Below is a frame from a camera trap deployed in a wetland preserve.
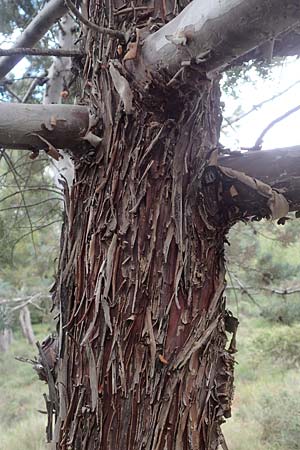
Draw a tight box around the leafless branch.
[2,151,37,255]
[0,0,67,80]
[10,219,61,260]
[64,0,125,39]
[223,79,300,128]
[4,85,22,102]
[228,274,262,308]
[226,284,300,296]
[254,104,300,149]
[0,197,62,212]
[0,293,49,310]
[0,48,83,57]
[0,187,63,204]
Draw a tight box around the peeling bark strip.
[50,0,236,444]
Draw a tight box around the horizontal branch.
[1,102,300,211]
[0,103,89,151]
[0,48,83,58]
[220,146,300,212]
[226,285,300,296]
[138,0,300,77]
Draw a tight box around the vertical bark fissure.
[51,1,236,449]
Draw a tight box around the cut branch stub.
[202,165,289,224]
[0,103,89,151]
[219,146,300,212]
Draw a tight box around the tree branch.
[223,80,300,128]
[0,48,83,57]
[219,146,300,212]
[226,284,300,296]
[254,104,300,149]
[0,103,89,151]
[0,0,67,80]
[64,0,125,40]
[138,0,300,78]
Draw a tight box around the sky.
[221,57,300,151]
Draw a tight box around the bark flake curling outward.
[49,1,241,449]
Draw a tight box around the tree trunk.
[0,328,13,352]
[19,306,36,346]
[41,0,299,449]
[52,74,234,450]
[50,2,238,443]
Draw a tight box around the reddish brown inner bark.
[51,1,236,449]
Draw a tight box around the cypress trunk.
[51,1,236,449]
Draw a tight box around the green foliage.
[0,0,41,36]
[0,150,62,298]
[250,324,300,369]
[261,295,300,325]
[222,60,278,98]
[223,317,300,450]
[0,326,50,450]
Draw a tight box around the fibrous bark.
[52,76,235,450]
[50,1,237,449]
[34,1,300,449]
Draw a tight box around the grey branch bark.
[0,0,67,80]
[0,103,89,151]
[0,48,82,57]
[138,0,300,78]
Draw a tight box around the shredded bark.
[48,1,239,449]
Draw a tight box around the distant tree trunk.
[19,306,36,346]
[43,13,79,187]
[0,328,13,352]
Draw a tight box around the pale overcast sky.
[221,57,300,150]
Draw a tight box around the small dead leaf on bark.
[123,28,140,61]
[29,150,39,160]
[158,354,169,365]
[229,185,238,197]
[30,133,62,161]
[60,90,69,99]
